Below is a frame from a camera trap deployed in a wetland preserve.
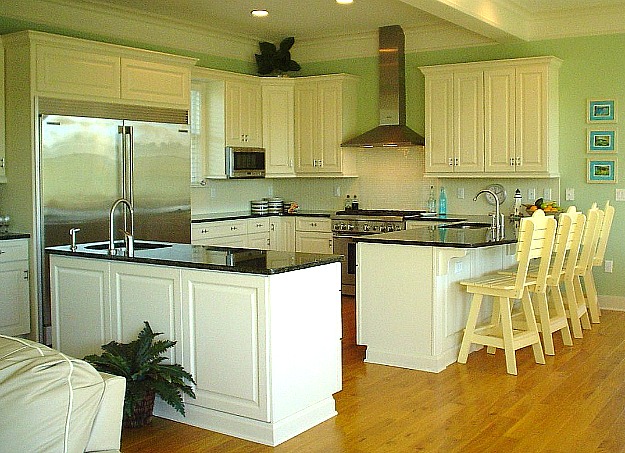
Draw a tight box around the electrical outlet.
[605,260,613,273]
[528,188,536,201]
[565,188,575,201]
[268,186,274,197]
[457,187,465,199]
[454,261,463,274]
[210,187,216,198]
[543,188,552,200]
[334,186,341,197]
[616,189,625,201]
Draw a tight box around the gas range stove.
[331,209,427,234]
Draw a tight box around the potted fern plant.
[84,321,195,428]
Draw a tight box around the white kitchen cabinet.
[191,217,270,250]
[295,217,333,254]
[270,216,296,252]
[226,79,263,147]
[420,56,561,178]
[30,31,194,108]
[110,262,182,363]
[0,37,6,183]
[294,75,358,176]
[262,80,295,177]
[248,216,271,250]
[0,239,30,336]
[49,255,111,358]
[50,256,182,360]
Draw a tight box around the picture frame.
[587,158,617,183]
[587,129,616,153]
[588,99,617,123]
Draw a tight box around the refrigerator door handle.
[126,125,134,206]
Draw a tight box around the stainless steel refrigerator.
[39,114,191,328]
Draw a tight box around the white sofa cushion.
[0,335,113,453]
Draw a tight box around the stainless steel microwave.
[225,146,266,178]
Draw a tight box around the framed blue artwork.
[587,158,617,183]
[588,129,616,152]
[588,99,616,123]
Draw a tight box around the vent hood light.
[251,9,269,17]
[336,0,354,4]
[341,25,425,148]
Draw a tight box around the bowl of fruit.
[523,198,561,215]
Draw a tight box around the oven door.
[333,234,358,296]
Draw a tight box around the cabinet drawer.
[0,239,28,263]
[296,217,331,232]
[192,220,247,241]
[247,217,270,233]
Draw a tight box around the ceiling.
[79,0,625,43]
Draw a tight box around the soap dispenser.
[438,187,447,215]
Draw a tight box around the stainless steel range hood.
[341,25,425,148]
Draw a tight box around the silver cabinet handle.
[23,270,29,280]
[0,250,5,255]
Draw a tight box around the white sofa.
[0,335,126,453]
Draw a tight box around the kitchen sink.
[439,222,492,229]
[84,241,173,251]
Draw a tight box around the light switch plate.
[605,260,613,273]
[616,189,625,201]
[528,188,536,201]
[457,188,465,199]
[543,188,552,200]
[565,188,575,201]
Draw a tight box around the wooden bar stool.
[563,206,598,338]
[457,210,556,375]
[585,201,614,323]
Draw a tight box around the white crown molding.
[0,0,259,62]
[528,4,625,41]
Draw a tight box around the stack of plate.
[251,199,269,216]
[264,197,284,215]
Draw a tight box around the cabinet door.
[121,58,190,108]
[454,70,484,173]
[49,256,111,358]
[295,232,333,254]
[270,217,295,252]
[484,67,516,173]
[294,81,318,173]
[247,232,271,250]
[262,82,295,177]
[181,270,269,421]
[0,260,29,336]
[225,80,262,147]
[35,43,121,99]
[111,263,181,363]
[516,64,549,173]
[424,72,454,173]
[317,79,342,173]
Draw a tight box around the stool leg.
[573,276,592,330]
[499,296,518,375]
[458,293,484,365]
[487,296,500,355]
[584,268,600,323]
[564,279,583,338]
[521,289,545,365]
[550,284,573,347]
[535,290,554,356]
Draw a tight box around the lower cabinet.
[0,239,30,336]
[295,217,333,254]
[270,216,296,252]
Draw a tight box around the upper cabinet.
[262,79,295,177]
[6,30,196,109]
[420,56,561,178]
[226,79,263,147]
[193,69,358,180]
[294,75,358,176]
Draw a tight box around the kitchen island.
[47,242,342,446]
[355,218,518,373]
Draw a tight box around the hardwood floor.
[121,296,625,452]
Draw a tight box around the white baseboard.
[599,295,625,311]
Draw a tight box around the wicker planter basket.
[124,390,155,428]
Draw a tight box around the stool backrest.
[515,209,557,296]
[562,207,586,281]
[593,200,614,266]
[575,207,602,275]
[547,211,572,286]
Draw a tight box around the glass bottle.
[438,187,447,215]
[351,195,359,210]
[344,195,351,210]
[427,186,437,213]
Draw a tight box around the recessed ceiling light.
[251,9,269,18]
[336,0,353,4]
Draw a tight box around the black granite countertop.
[191,210,333,223]
[0,232,30,240]
[356,215,518,248]
[46,241,342,275]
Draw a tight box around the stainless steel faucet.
[109,198,134,255]
[474,189,504,239]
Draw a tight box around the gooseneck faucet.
[474,189,504,239]
[109,198,134,255]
